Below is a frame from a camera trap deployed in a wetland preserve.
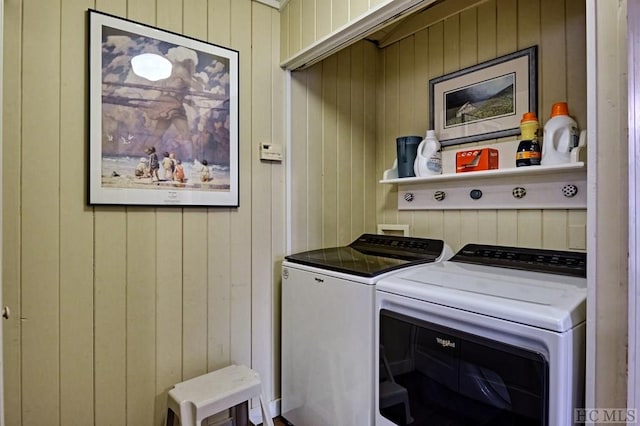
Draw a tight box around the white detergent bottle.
[414,130,442,176]
[541,102,579,166]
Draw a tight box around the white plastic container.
[541,102,579,166]
[414,130,442,176]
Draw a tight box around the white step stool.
[166,364,274,426]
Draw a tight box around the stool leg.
[166,408,176,426]
[230,401,249,426]
[259,395,275,426]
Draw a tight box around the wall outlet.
[260,143,283,161]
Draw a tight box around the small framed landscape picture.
[429,46,537,147]
[88,9,239,207]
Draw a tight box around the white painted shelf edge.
[380,161,586,184]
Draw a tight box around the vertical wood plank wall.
[281,0,392,62]
[290,0,587,254]
[2,1,284,425]
[289,40,379,253]
[378,0,587,252]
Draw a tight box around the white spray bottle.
[414,130,442,176]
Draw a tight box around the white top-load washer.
[375,244,587,426]
[281,234,452,426]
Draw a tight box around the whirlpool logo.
[436,337,456,349]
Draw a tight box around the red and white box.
[456,148,499,173]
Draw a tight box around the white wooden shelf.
[380,162,587,210]
[380,161,586,184]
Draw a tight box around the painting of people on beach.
[88,10,239,206]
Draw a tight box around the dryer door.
[379,310,548,426]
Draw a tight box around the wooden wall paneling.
[207,0,233,375]
[322,54,339,247]
[154,2,185,425]
[350,42,366,238]
[397,37,416,231]
[123,4,158,426]
[442,15,460,74]
[316,0,332,41]
[1,0,22,423]
[290,72,310,253]
[517,210,543,248]
[182,0,209,384]
[182,211,209,379]
[126,210,157,426]
[184,0,208,38]
[425,22,445,240]
[332,0,349,31]
[495,0,517,56]
[289,0,302,62]
[363,42,377,233]
[302,0,316,50]
[20,1,61,423]
[542,210,570,250]
[351,0,368,20]
[154,209,183,423]
[412,29,430,237]
[207,209,232,372]
[443,211,462,251]
[477,211,498,245]
[565,0,587,129]
[568,209,587,250]
[59,1,96,424]
[477,0,497,62]
[94,212,128,426]
[269,6,285,401]
[381,45,399,225]
[229,0,252,367]
[93,5,128,426]
[280,2,290,61]
[459,8,477,68]
[251,0,276,405]
[540,0,567,111]
[352,41,380,238]
[589,0,628,407]
[376,0,481,49]
[496,210,518,246]
[375,48,387,231]
[414,29,429,143]
[157,0,183,33]
[307,63,324,249]
[398,36,416,129]
[460,211,479,248]
[127,0,154,23]
[519,0,541,49]
[336,48,352,245]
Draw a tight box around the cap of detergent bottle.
[550,102,570,117]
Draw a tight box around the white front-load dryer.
[375,244,586,426]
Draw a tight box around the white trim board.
[253,0,282,10]
[280,0,437,70]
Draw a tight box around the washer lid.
[285,234,450,278]
[377,260,587,332]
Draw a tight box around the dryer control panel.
[452,244,586,278]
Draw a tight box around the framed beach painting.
[429,46,537,147]
[88,9,239,207]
